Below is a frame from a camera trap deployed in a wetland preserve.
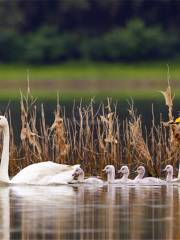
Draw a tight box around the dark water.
[0,185,179,240]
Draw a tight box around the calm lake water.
[0,185,179,240]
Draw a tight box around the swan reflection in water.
[0,186,10,240]
[0,185,77,240]
[0,185,180,240]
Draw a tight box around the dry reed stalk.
[89,100,98,173]
[75,100,98,174]
[83,107,96,173]
[122,119,133,167]
[161,85,174,142]
[39,104,49,162]
[97,116,106,172]
[29,106,42,161]
[161,79,180,169]
[148,105,162,176]
[20,91,42,165]
[50,95,70,164]
[100,99,118,168]
[20,91,29,167]
[67,101,81,165]
[128,102,155,176]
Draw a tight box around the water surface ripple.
[0,185,179,240]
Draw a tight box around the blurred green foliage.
[0,0,180,63]
[24,28,80,63]
[0,31,25,62]
[103,20,178,61]
[0,20,178,64]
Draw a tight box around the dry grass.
[1,81,179,178]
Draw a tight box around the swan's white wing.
[11,161,80,184]
[84,177,104,185]
[39,169,76,185]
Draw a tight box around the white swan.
[102,165,122,184]
[11,161,80,185]
[0,116,79,185]
[163,164,180,183]
[70,166,104,185]
[134,166,166,185]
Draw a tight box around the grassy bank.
[0,61,179,81]
[0,61,179,100]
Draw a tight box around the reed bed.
[2,82,180,178]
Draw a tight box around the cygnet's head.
[163,165,173,174]
[102,165,115,174]
[72,166,84,178]
[118,165,129,175]
[136,166,145,176]
[0,116,8,129]
[102,165,115,182]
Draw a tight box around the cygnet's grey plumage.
[163,164,180,184]
[102,165,122,184]
[134,166,166,185]
[71,166,104,185]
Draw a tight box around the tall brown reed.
[1,82,179,178]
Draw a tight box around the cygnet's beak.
[102,168,106,172]
[162,168,167,172]
[118,169,122,173]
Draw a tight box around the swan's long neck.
[77,172,85,181]
[107,171,115,183]
[166,171,173,182]
[0,126,10,182]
